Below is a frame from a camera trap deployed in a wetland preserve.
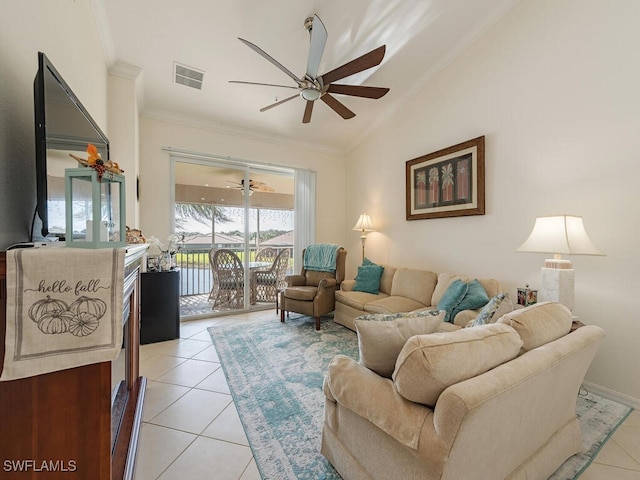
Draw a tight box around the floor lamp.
[516,215,604,311]
[352,213,374,263]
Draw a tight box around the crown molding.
[109,62,142,80]
[141,109,344,157]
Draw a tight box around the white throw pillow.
[468,292,515,327]
[355,310,446,378]
[496,301,572,353]
[392,324,523,407]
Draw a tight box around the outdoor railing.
[175,246,212,296]
[175,245,293,298]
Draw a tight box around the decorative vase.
[159,252,172,271]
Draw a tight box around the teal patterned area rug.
[208,316,632,480]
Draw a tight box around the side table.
[140,269,180,344]
[570,320,585,333]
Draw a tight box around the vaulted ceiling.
[99,0,520,153]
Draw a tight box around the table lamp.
[352,213,375,263]
[516,215,604,310]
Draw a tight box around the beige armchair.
[280,247,347,330]
[321,303,606,480]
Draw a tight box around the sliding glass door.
[171,157,294,318]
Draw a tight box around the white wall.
[346,0,640,403]
[108,69,142,228]
[0,0,108,248]
[4,0,635,404]
[138,116,348,255]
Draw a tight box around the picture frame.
[517,285,538,307]
[406,136,485,220]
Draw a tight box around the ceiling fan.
[230,14,389,124]
[226,179,275,195]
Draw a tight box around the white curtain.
[294,169,316,272]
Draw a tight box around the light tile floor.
[133,311,640,480]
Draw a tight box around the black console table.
[140,270,180,344]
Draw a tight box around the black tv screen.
[34,51,109,238]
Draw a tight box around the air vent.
[174,62,204,90]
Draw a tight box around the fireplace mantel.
[0,245,147,480]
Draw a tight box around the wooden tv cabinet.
[0,245,147,480]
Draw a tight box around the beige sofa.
[335,266,502,330]
[321,302,605,480]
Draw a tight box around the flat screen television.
[34,51,110,239]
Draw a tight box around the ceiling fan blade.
[238,37,302,86]
[302,100,314,124]
[259,94,299,112]
[321,93,356,119]
[229,80,298,90]
[228,179,275,192]
[251,182,275,192]
[306,14,327,79]
[320,45,386,85]
[327,84,389,99]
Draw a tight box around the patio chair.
[280,246,347,330]
[209,248,245,309]
[254,249,290,303]
[255,247,278,265]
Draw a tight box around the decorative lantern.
[64,167,125,248]
[517,284,538,307]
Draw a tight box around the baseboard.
[583,381,640,410]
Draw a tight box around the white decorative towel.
[1,247,125,381]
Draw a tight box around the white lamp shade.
[516,215,604,256]
[353,213,374,232]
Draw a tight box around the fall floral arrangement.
[69,143,124,180]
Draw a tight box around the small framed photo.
[147,254,161,272]
[406,136,485,220]
[517,285,538,307]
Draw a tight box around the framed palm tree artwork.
[406,136,485,220]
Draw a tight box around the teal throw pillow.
[436,279,469,322]
[363,257,375,266]
[353,263,384,294]
[451,279,489,321]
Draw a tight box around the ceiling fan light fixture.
[232,15,388,123]
[300,88,321,101]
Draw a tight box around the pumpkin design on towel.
[68,312,100,337]
[28,296,68,323]
[37,309,74,334]
[28,296,107,337]
[69,296,107,320]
